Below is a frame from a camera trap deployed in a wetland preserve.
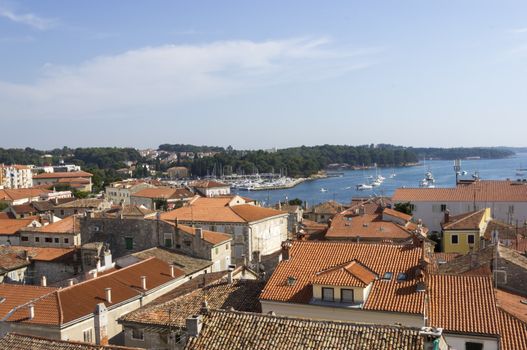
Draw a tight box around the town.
[0,151,526,349]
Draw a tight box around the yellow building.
[441,208,491,254]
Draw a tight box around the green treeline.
[191,145,418,177]
[411,147,514,160]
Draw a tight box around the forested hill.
[158,144,225,153]
[191,145,418,177]
[410,147,514,160]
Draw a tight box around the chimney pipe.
[444,209,450,223]
[28,304,35,320]
[227,267,234,284]
[186,315,203,337]
[41,275,47,287]
[195,228,203,240]
[281,240,292,261]
[140,276,147,290]
[105,288,112,303]
[68,279,74,286]
[170,265,175,278]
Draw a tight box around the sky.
[1,1,527,150]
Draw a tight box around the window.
[64,238,69,244]
[226,243,230,250]
[131,328,144,341]
[215,247,219,254]
[35,237,40,242]
[125,237,133,250]
[21,236,29,242]
[397,273,408,282]
[60,210,64,216]
[382,272,393,280]
[468,235,475,244]
[165,238,172,248]
[465,342,483,350]
[54,238,59,243]
[451,235,459,244]
[322,287,334,301]
[341,289,354,303]
[45,237,52,243]
[83,328,93,343]
[184,240,191,247]
[508,205,514,214]
[440,204,447,212]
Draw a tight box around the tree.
[288,198,303,206]
[394,202,413,215]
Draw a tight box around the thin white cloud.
[0,7,56,30]
[0,38,381,120]
[509,27,527,34]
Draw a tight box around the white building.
[0,165,33,189]
[161,195,288,266]
[105,180,156,205]
[191,180,231,197]
[392,180,527,232]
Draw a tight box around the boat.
[356,184,373,191]
[320,188,328,192]
[371,179,382,187]
[461,171,467,176]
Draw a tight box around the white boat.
[356,184,373,190]
[461,170,467,176]
[371,180,382,187]
[320,188,328,192]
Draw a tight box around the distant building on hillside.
[0,165,33,189]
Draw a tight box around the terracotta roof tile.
[185,309,426,350]
[230,205,286,222]
[28,215,80,234]
[313,260,377,287]
[120,278,264,328]
[0,218,36,235]
[393,180,527,202]
[4,257,185,326]
[191,180,229,188]
[442,209,487,230]
[0,333,142,349]
[4,246,75,262]
[260,241,423,315]
[383,207,412,221]
[495,289,527,323]
[33,171,93,179]
[132,187,193,199]
[0,188,50,201]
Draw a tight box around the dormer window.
[382,272,393,280]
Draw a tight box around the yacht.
[356,183,373,191]
[320,188,328,192]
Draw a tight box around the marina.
[229,154,527,206]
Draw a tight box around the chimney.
[200,300,209,314]
[68,279,74,286]
[140,276,147,290]
[419,327,443,350]
[358,205,365,216]
[195,227,203,239]
[28,304,35,320]
[105,288,112,303]
[40,275,47,287]
[227,266,234,284]
[94,303,109,345]
[444,209,450,223]
[170,265,175,278]
[281,240,292,261]
[186,315,203,337]
[22,250,29,262]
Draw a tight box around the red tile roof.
[393,180,527,202]
[33,171,92,179]
[313,260,377,287]
[0,333,142,349]
[132,187,193,199]
[6,246,75,262]
[428,274,527,350]
[0,188,50,201]
[161,203,286,224]
[191,180,229,188]
[3,257,185,326]
[28,215,80,234]
[260,241,424,314]
[0,218,35,235]
[442,209,487,230]
[495,289,527,323]
[160,221,232,245]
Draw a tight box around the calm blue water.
[232,153,527,206]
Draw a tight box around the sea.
[231,153,527,207]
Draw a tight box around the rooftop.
[184,309,427,350]
[132,187,193,199]
[25,215,80,234]
[0,188,50,201]
[33,171,93,179]
[120,277,264,328]
[191,180,229,188]
[0,218,36,235]
[442,209,488,230]
[392,180,527,202]
[1,257,185,326]
[130,247,213,275]
[54,198,106,209]
[260,241,424,314]
[161,202,286,224]
[4,246,75,262]
[0,333,142,349]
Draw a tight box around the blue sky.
[1,1,527,149]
